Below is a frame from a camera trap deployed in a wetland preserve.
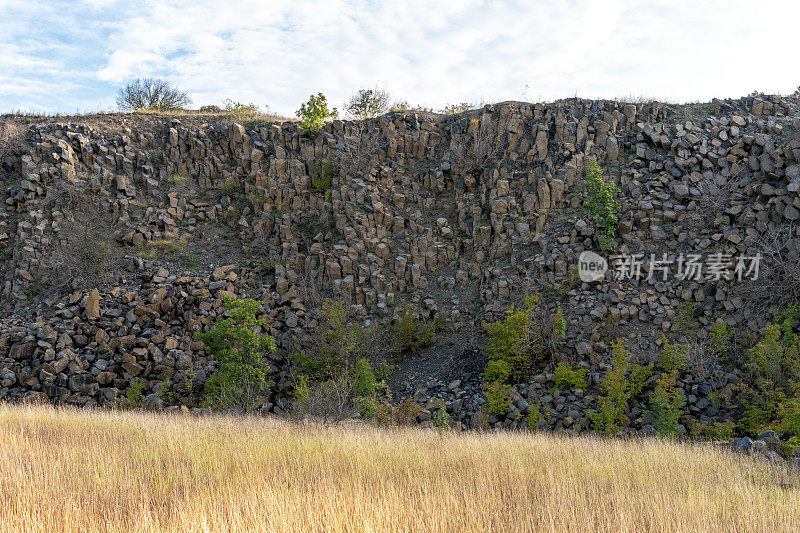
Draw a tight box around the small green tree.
[345,87,391,119]
[584,157,621,251]
[658,335,687,373]
[291,299,388,422]
[779,396,800,437]
[524,402,542,429]
[644,370,686,437]
[433,405,452,429]
[589,341,652,436]
[120,378,146,410]
[483,295,566,415]
[353,357,377,398]
[297,92,338,134]
[735,310,800,435]
[484,295,565,380]
[746,318,800,388]
[199,297,276,412]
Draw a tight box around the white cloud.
[2,0,799,114]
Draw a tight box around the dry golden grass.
[132,108,294,122]
[0,403,797,532]
[0,118,25,157]
[136,237,189,259]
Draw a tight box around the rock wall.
[1,95,799,424]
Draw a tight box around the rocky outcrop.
[0,262,291,409]
[1,94,799,423]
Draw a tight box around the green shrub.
[293,374,313,406]
[658,335,687,373]
[485,380,511,416]
[223,99,260,118]
[737,386,787,436]
[353,358,379,418]
[583,156,621,251]
[746,320,800,388]
[353,358,377,398]
[553,306,567,340]
[440,102,475,115]
[589,342,631,435]
[554,363,587,389]
[735,310,800,434]
[296,92,338,134]
[525,402,542,430]
[120,378,146,410]
[674,301,696,334]
[482,295,565,415]
[690,420,735,441]
[292,299,389,421]
[484,295,564,380]
[783,436,800,457]
[180,252,199,268]
[374,398,422,427]
[779,396,800,435]
[628,361,654,397]
[199,297,276,412]
[589,341,652,436]
[484,358,512,384]
[710,321,732,356]
[709,421,735,441]
[644,370,686,437]
[156,379,174,406]
[311,157,337,194]
[392,307,445,356]
[484,296,538,382]
[433,405,452,429]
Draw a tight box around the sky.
[1,0,799,116]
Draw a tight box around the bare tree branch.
[336,123,387,180]
[742,222,800,309]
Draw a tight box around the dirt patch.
[387,330,486,390]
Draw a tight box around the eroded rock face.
[0,95,799,428]
[0,263,291,409]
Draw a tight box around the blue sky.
[2,0,799,115]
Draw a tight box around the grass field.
[0,404,797,532]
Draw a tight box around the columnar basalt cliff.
[1,95,799,447]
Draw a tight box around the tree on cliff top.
[116,78,191,111]
[345,87,391,119]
